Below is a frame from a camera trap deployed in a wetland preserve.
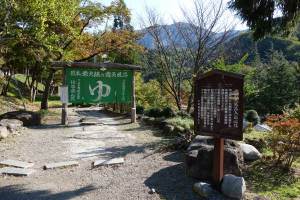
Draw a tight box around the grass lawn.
[0,73,63,116]
[14,74,45,91]
[245,159,299,200]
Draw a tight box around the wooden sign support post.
[61,67,68,125]
[131,70,136,123]
[213,137,224,189]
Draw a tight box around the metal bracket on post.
[213,137,224,190]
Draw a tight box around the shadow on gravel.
[28,123,99,130]
[144,152,201,200]
[163,151,185,163]
[0,184,96,200]
[76,109,128,119]
[82,143,161,159]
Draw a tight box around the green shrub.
[166,117,194,129]
[136,105,145,114]
[177,110,190,118]
[266,115,300,169]
[283,103,300,120]
[148,107,163,118]
[244,122,254,133]
[161,107,176,118]
[246,110,260,125]
[154,117,166,125]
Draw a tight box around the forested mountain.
[223,31,300,65]
[139,22,299,115]
[138,22,244,49]
[139,22,300,66]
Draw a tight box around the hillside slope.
[224,31,300,65]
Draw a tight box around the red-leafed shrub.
[266,115,300,169]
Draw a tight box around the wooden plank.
[0,160,34,168]
[44,161,79,170]
[93,158,124,167]
[0,167,35,176]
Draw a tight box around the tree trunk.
[29,77,35,102]
[32,79,38,102]
[178,80,182,110]
[175,96,182,111]
[25,68,30,88]
[50,86,54,96]
[41,69,55,110]
[12,73,26,110]
[120,102,124,113]
[1,71,11,96]
[186,84,194,113]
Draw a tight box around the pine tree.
[228,0,300,40]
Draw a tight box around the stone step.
[44,161,79,170]
[93,157,124,167]
[0,160,34,168]
[0,167,35,176]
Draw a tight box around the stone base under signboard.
[185,135,244,181]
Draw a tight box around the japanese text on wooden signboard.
[66,68,132,104]
[194,71,244,140]
[196,88,239,129]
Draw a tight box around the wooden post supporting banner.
[61,67,68,125]
[213,137,224,189]
[131,70,136,123]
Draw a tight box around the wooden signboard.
[194,69,244,140]
[194,69,244,188]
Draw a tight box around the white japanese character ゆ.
[89,81,111,101]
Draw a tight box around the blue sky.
[99,0,248,31]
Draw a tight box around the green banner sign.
[66,68,132,103]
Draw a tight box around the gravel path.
[0,107,203,200]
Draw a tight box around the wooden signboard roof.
[197,69,245,80]
[51,61,141,71]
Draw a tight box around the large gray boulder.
[239,143,262,161]
[185,136,244,180]
[0,126,9,139]
[221,174,246,199]
[193,182,216,198]
[254,124,272,132]
[0,110,41,126]
[0,119,23,133]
